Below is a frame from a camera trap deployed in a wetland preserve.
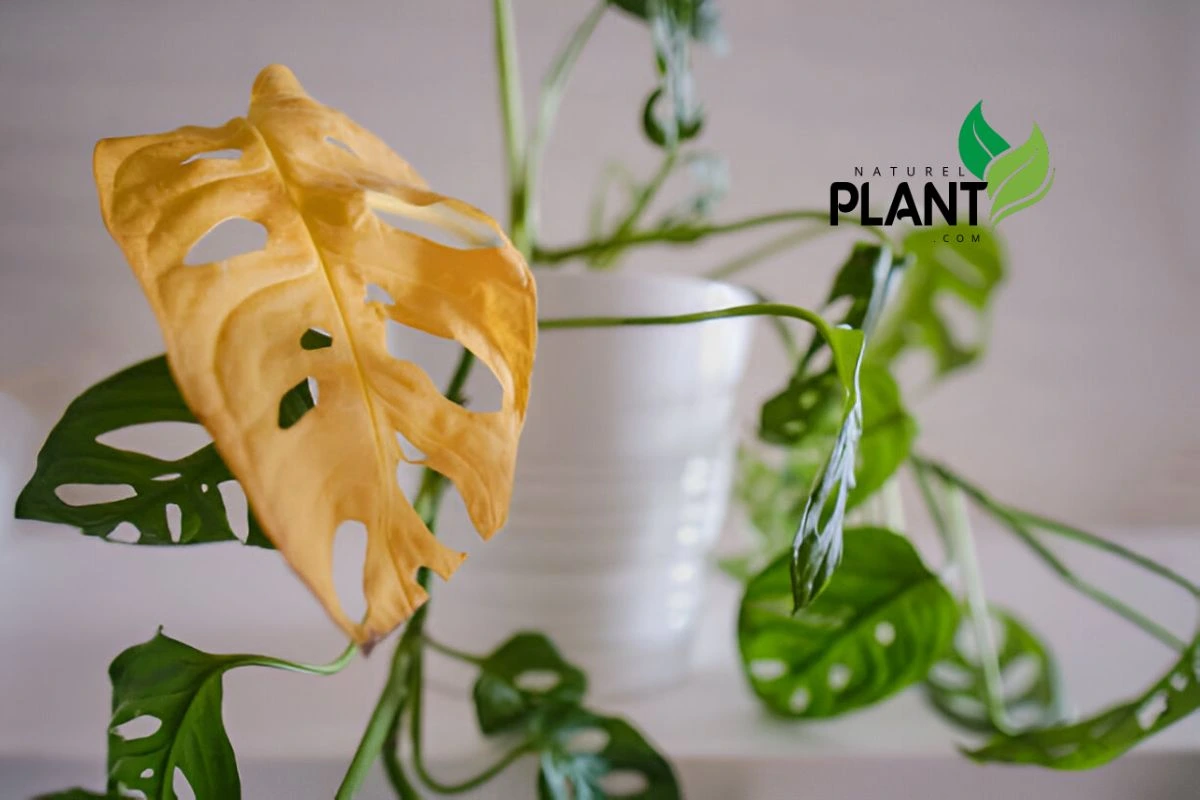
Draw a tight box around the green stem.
[913,455,1188,652]
[592,150,678,268]
[1005,508,1200,598]
[408,643,534,793]
[237,642,357,676]
[422,634,486,666]
[538,301,840,345]
[704,226,829,280]
[533,209,891,265]
[494,0,528,254]
[336,349,476,799]
[943,484,1011,733]
[525,0,607,246]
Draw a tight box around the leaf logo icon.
[958,102,1010,181]
[983,124,1055,225]
[957,101,1053,225]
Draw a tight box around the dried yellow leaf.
[93,65,537,646]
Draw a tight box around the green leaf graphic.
[985,124,1054,225]
[958,101,1010,180]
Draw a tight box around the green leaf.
[739,527,958,718]
[926,607,1066,735]
[788,325,864,609]
[957,101,1010,180]
[730,365,914,582]
[848,367,917,506]
[473,633,587,736]
[969,637,1200,769]
[985,124,1054,225]
[106,631,242,799]
[609,0,723,45]
[536,707,680,800]
[869,225,1005,377]
[15,355,288,548]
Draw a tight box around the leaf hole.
[181,149,241,164]
[564,727,609,755]
[369,196,501,251]
[301,327,333,350]
[365,283,396,306]
[173,767,197,800]
[96,422,212,461]
[152,473,182,482]
[184,217,267,266]
[165,502,182,543]
[333,520,369,623]
[139,769,154,779]
[117,787,147,800]
[874,621,896,646]
[1136,690,1168,730]
[827,663,851,691]
[748,659,786,682]
[514,670,561,693]
[325,136,356,156]
[112,714,161,740]
[395,431,426,463]
[55,483,137,506]
[599,770,649,797]
[1170,672,1189,692]
[108,522,141,543]
[928,662,974,691]
[218,481,250,542]
[1000,654,1041,698]
[278,377,318,429]
[385,323,504,413]
[944,694,987,721]
[788,687,811,713]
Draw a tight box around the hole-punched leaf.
[92,65,537,645]
[926,607,1066,735]
[15,356,271,547]
[739,527,958,719]
[471,632,587,736]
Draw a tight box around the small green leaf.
[609,0,723,45]
[869,225,1005,377]
[473,633,587,736]
[536,707,680,800]
[926,607,1066,735]
[969,637,1200,769]
[106,631,242,799]
[985,124,1054,225]
[740,527,958,719]
[16,355,283,548]
[958,101,1010,180]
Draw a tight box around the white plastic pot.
[425,271,755,697]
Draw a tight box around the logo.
[958,101,1054,225]
[830,101,1053,229]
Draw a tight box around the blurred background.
[0,1,1197,797]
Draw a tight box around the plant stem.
[591,150,678,268]
[943,484,1010,733]
[533,210,891,265]
[238,642,357,676]
[538,301,840,344]
[1004,508,1200,598]
[422,634,486,666]
[913,455,1189,652]
[494,0,528,254]
[704,225,829,280]
[525,0,607,246]
[407,648,534,793]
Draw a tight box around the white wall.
[1,0,1196,526]
[0,0,1197,783]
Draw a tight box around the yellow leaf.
[93,65,537,646]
